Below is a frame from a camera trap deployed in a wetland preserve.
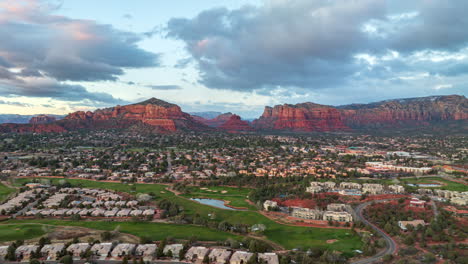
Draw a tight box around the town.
[0,132,466,264]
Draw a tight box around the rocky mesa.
[252,102,349,132]
[252,95,467,131]
[218,114,254,132]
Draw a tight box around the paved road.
[430,200,439,217]
[351,199,398,264]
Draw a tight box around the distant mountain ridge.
[189,111,223,119]
[0,95,466,133]
[0,114,64,124]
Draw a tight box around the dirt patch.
[326,239,338,244]
[21,225,140,245]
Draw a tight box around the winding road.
[351,199,398,264]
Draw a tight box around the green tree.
[59,255,73,264]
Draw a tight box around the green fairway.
[0,224,49,242]
[398,177,467,192]
[181,186,257,210]
[12,177,363,253]
[0,182,15,202]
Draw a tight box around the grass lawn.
[12,177,363,253]
[0,224,48,242]
[0,182,15,202]
[181,186,257,210]
[398,177,467,192]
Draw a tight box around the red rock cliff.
[218,114,254,132]
[339,95,468,128]
[253,102,349,131]
[63,98,208,132]
[29,115,57,124]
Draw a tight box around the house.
[208,248,232,264]
[117,209,131,217]
[185,246,210,262]
[327,203,347,212]
[41,243,65,260]
[135,244,157,261]
[398,220,426,231]
[451,197,467,206]
[163,244,184,259]
[15,245,39,261]
[111,244,136,258]
[339,182,361,190]
[67,243,90,259]
[362,184,384,195]
[258,253,279,264]
[90,243,113,259]
[230,251,254,264]
[409,198,426,208]
[306,185,322,194]
[388,185,405,194]
[263,200,278,211]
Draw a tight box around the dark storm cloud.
[0,0,159,104]
[166,0,468,93]
[385,1,468,52]
[148,85,182,90]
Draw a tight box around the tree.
[203,254,210,264]
[247,253,259,264]
[101,231,112,241]
[122,256,129,264]
[29,259,41,264]
[5,244,16,261]
[60,255,73,264]
[382,254,393,262]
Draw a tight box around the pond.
[407,183,442,187]
[190,198,243,211]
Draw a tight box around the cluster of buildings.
[0,186,159,219]
[264,201,354,223]
[0,243,279,264]
[305,181,405,196]
[418,189,468,206]
[0,189,38,214]
[365,162,433,175]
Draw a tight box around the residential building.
[398,220,426,231]
[135,244,157,261]
[323,211,353,222]
[263,200,278,211]
[258,253,279,264]
[230,251,254,264]
[15,245,39,261]
[41,243,65,260]
[90,243,113,259]
[185,246,210,262]
[291,207,322,220]
[209,248,232,264]
[67,243,90,259]
[163,244,183,259]
[111,244,136,258]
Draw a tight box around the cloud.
[166,0,468,95]
[148,85,182,90]
[0,99,31,107]
[0,0,159,104]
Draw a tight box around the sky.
[0,0,467,118]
